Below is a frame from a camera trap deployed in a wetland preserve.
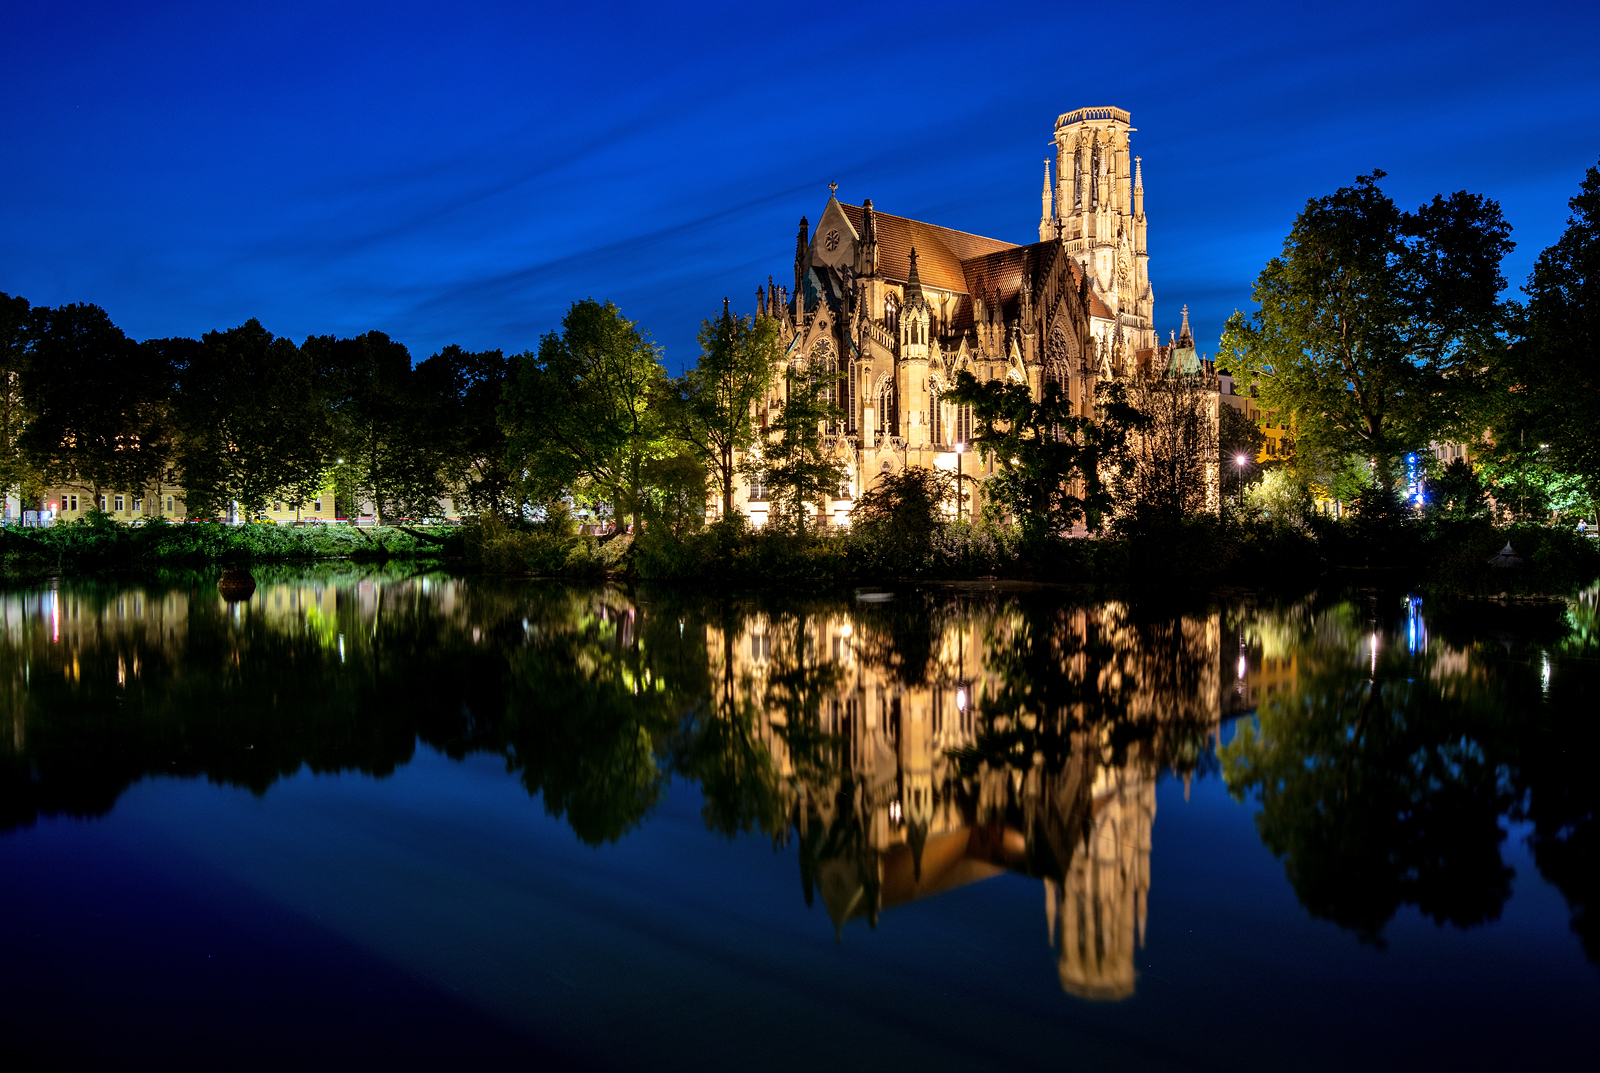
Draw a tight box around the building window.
[955,404,974,446]
[132,498,142,512]
[114,495,124,512]
[313,499,322,512]
[274,502,283,513]
[165,496,174,514]
[98,495,107,512]
[748,474,767,502]
[68,494,78,512]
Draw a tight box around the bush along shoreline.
[0,513,461,574]
[13,501,1598,601]
[457,498,1600,599]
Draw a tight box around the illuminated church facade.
[736,105,1205,527]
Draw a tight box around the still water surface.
[0,569,1595,1070]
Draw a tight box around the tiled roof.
[839,204,1016,294]
[948,245,1113,332]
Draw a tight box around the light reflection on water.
[0,568,1595,1066]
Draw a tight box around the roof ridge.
[847,205,1017,249]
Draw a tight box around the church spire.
[856,197,880,277]
[904,247,926,307]
[1038,159,1056,243]
[1177,304,1193,348]
[793,215,809,295]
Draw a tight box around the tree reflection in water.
[1222,587,1598,963]
[0,569,1593,997]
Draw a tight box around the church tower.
[1051,107,1154,351]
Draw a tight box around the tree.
[176,320,335,519]
[756,352,846,535]
[413,345,512,516]
[1219,171,1513,490]
[1425,457,1489,521]
[1500,160,1600,519]
[21,303,177,502]
[305,330,446,523]
[850,466,953,569]
[1120,372,1218,522]
[501,299,670,531]
[677,304,778,519]
[0,293,40,506]
[944,371,1144,542]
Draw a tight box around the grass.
[0,513,459,574]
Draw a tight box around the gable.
[809,197,859,274]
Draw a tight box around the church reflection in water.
[708,597,1220,1000]
[0,570,1593,991]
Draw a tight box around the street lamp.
[954,442,966,521]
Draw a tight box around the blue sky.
[3,0,1597,371]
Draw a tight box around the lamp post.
[955,441,965,521]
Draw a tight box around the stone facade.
[734,105,1210,528]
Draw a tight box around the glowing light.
[955,442,965,454]
[1235,455,1248,467]
[1237,654,1247,680]
[839,623,852,638]
[956,687,967,712]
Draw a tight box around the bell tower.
[1051,106,1154,351]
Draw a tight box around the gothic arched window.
[877,376,898,439]
[1045,326,1074,401]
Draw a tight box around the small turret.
[794,215,809,293]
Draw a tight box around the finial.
[723,296,731,317]
[828,181,838,198]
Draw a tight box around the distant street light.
[1236,454,1249,468]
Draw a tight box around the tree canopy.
[1219,171,1513,488]
[944,371,1143,541]
[677,305,777,519]
[502,299,673,530]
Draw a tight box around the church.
[736,105,1205,528]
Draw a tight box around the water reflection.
[0,569,1593,998]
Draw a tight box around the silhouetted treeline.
[0,296,513,522]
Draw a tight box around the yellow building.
[40,483,344,525]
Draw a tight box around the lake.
[1,568,1595,1071]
